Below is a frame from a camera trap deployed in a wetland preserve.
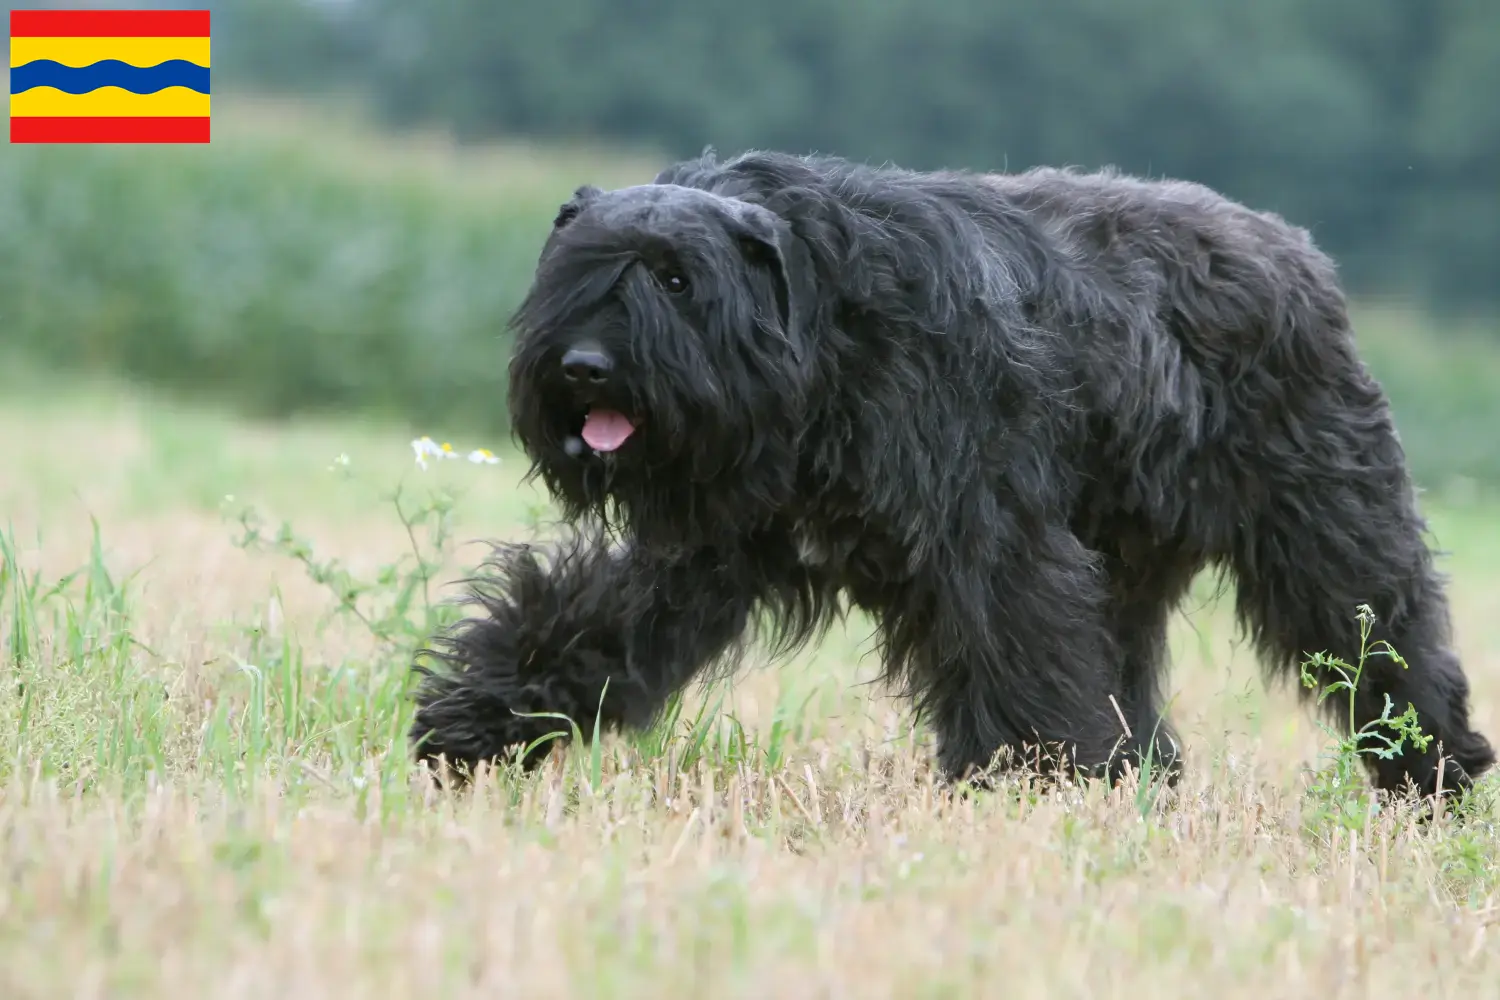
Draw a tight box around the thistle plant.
[1299,604,1432,837]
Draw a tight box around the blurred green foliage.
[210,0,1500,312]
[1352,312,1500,493]
[0,121,573,433]
[1,107,1495,490]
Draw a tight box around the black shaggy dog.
[409,149,1494,799]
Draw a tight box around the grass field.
[3,96,1499,998]
[3,369,1499,999]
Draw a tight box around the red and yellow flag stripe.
[10,9,211,144]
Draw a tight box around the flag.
[10,9,210,143]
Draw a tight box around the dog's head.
[507,181,818,546]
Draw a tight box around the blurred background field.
[5,94,1500,489]
[7,0,1500,488]
[3,2,1500,996]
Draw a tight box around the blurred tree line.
[214,0,1498,313]
[4,1,1496,484]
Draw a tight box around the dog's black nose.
[561,347,613,385]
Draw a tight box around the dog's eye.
[659,269,689,295]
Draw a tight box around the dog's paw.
[408,649,568,782]
[408,543,634,777]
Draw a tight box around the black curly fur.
[409,149,1494,798]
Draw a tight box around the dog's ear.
[553,185,603,230]
[732,208,808,350]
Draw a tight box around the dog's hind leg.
[409,531,766,779]
[1098,542,1201,786]
[1222,366,1495,801]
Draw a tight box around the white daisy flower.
[412,436,498,469]
[411,436,455,469]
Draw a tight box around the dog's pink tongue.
[581,409,636,452]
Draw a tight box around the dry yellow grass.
[2,379,1498,999]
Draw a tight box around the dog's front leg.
[408,533,757,779]
[884,524,1127,786]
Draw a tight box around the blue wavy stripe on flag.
[10,60,210,96]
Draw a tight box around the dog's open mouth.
[579,408,637,452]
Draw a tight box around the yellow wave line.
[10,86,210,118]
[10,36,210,68]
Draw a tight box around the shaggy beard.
[507,337,807,554]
